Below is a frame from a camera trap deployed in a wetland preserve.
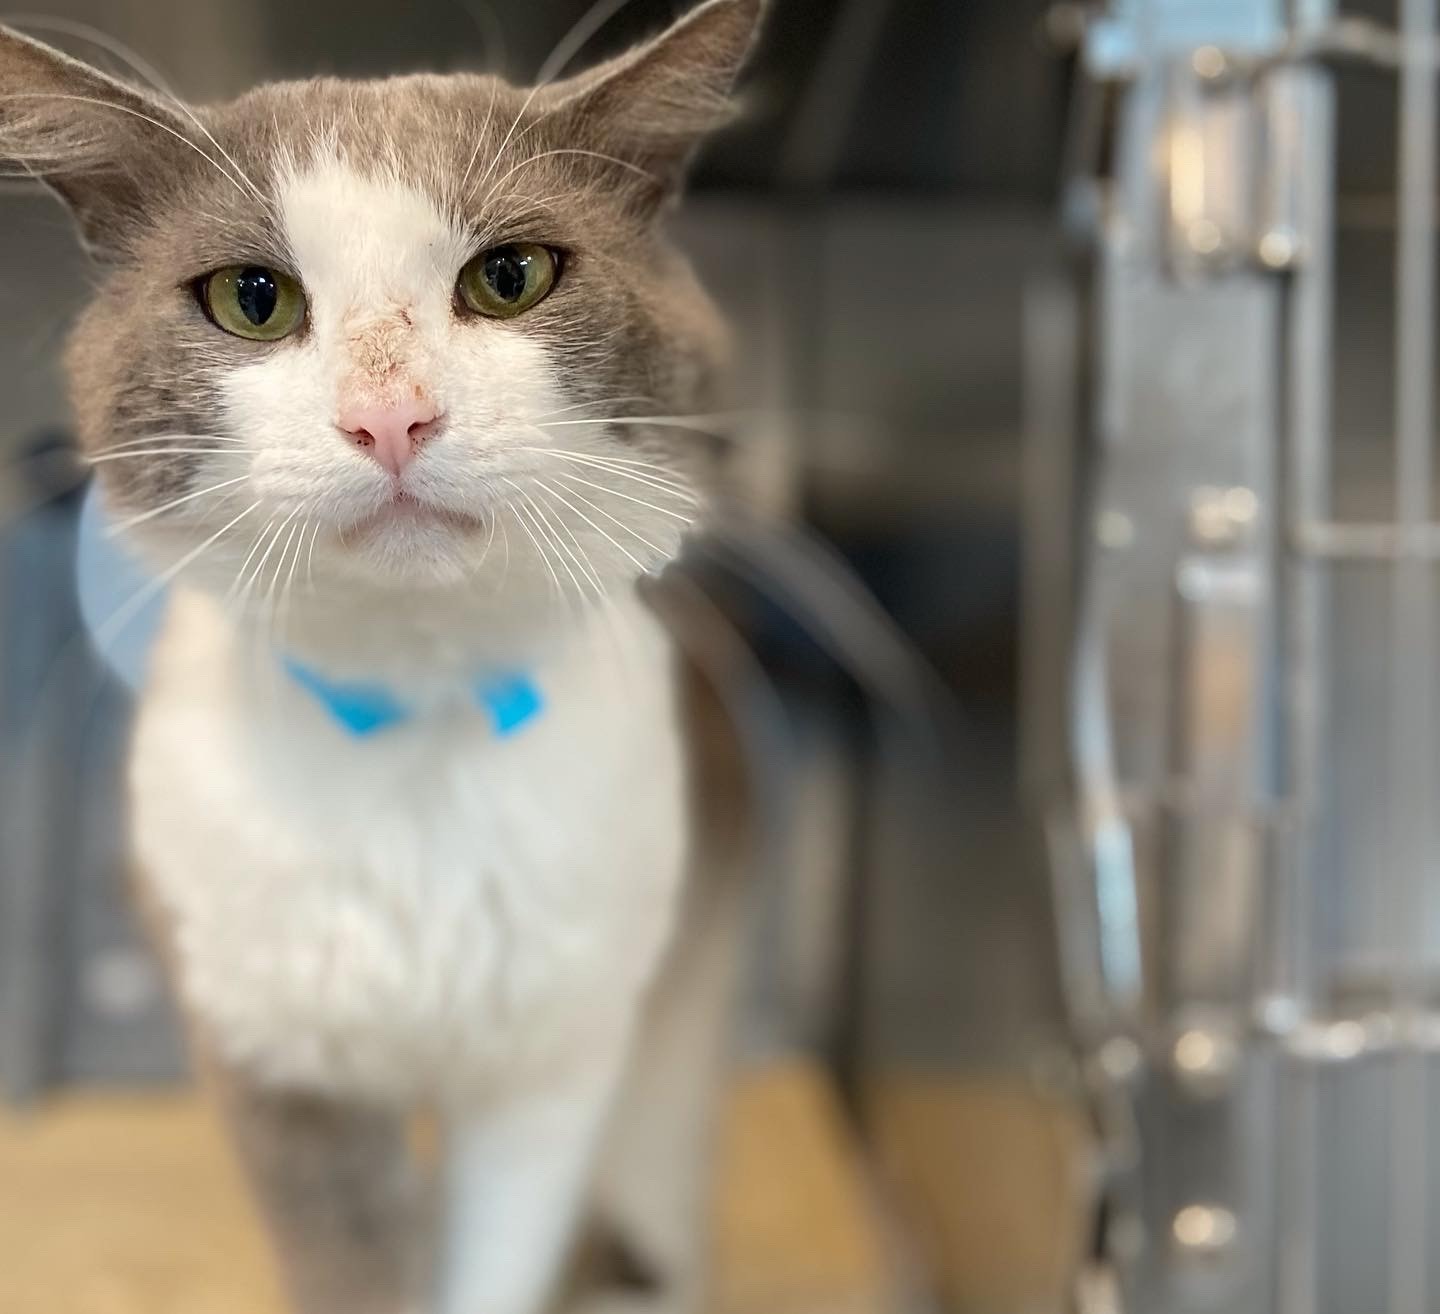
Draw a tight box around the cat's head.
[0,0,759,623]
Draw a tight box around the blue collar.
[283,659,544,739]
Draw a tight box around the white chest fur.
[129,590,688,1107]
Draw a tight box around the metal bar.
[1293,521,1440,559]
[1271,1011,1440,1064]
[1274,4,1336,1308]
[1021,276,1081,799]
[1387,1,1437,1309]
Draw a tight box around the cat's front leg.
[436,1054,625,1314]
[206,1058,429,1314]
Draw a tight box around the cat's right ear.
[0,26,194,259]
[542,0,765,210]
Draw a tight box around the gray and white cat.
[0,2,762,1311]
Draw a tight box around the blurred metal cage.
[1027,0,1440,1310]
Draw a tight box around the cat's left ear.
[545,0,765,207]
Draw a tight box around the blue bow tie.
[283,659,544,739]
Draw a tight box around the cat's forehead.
[217,74,520,186]
[277,151,469,307]
[113,75,570,296]
[178,75,581,261]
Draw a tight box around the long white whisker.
[228,518,274,602]
[92,433,248,453]
[240,505,302,613]
[534,484,643,680]
[482,147,659,200]
[471,193,566,241]
[270,515,303,606]
[534,489,607,596]
[544,478,666,558]
[552,450,694,471]
[0,92,253,200]
[511,484,584,607]
[276,514,309,644]
[260,519,295,640]
[469,80,548,203]
[97,499,259,647]
[255,506,307,660]
[104,474,249,535]
[530,449,698,501]
[543,498,626,679]
[504,487,564,603]
[524,442,696,478]
[236,528,281,612]
[87,448,246,463]
[528,394,661,423]
[477,509,501,574]
[529,499,589,606]
[456,74,501,205]
[512,482,594,604]
[536,413,733,433]
[551,454,699,493]
[552,471,695,522]
[227,515,276,607]
[305,518,322,594]
[534,478,647,573]
[242,520,287,683]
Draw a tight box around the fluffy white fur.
[132,588,686,1106]
[127,156,694,1314]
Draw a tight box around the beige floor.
[0,1061,888,1314]
[866,1076,1089,1314]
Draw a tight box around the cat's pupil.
[235,268,279,326]
[484,248,529,303]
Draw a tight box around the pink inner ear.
[337,393,443,477]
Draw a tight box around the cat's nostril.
[337,396,442,477]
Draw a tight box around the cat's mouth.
[350,490,486,537]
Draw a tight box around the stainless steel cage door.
[1032,0,1440,1310]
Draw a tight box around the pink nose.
[338,395,441,477]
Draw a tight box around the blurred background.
[8,0,1440,1312]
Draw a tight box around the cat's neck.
[222,577,594,695]
[153,580,674,744]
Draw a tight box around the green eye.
[202,266,306,341]
[458,244,559,319]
